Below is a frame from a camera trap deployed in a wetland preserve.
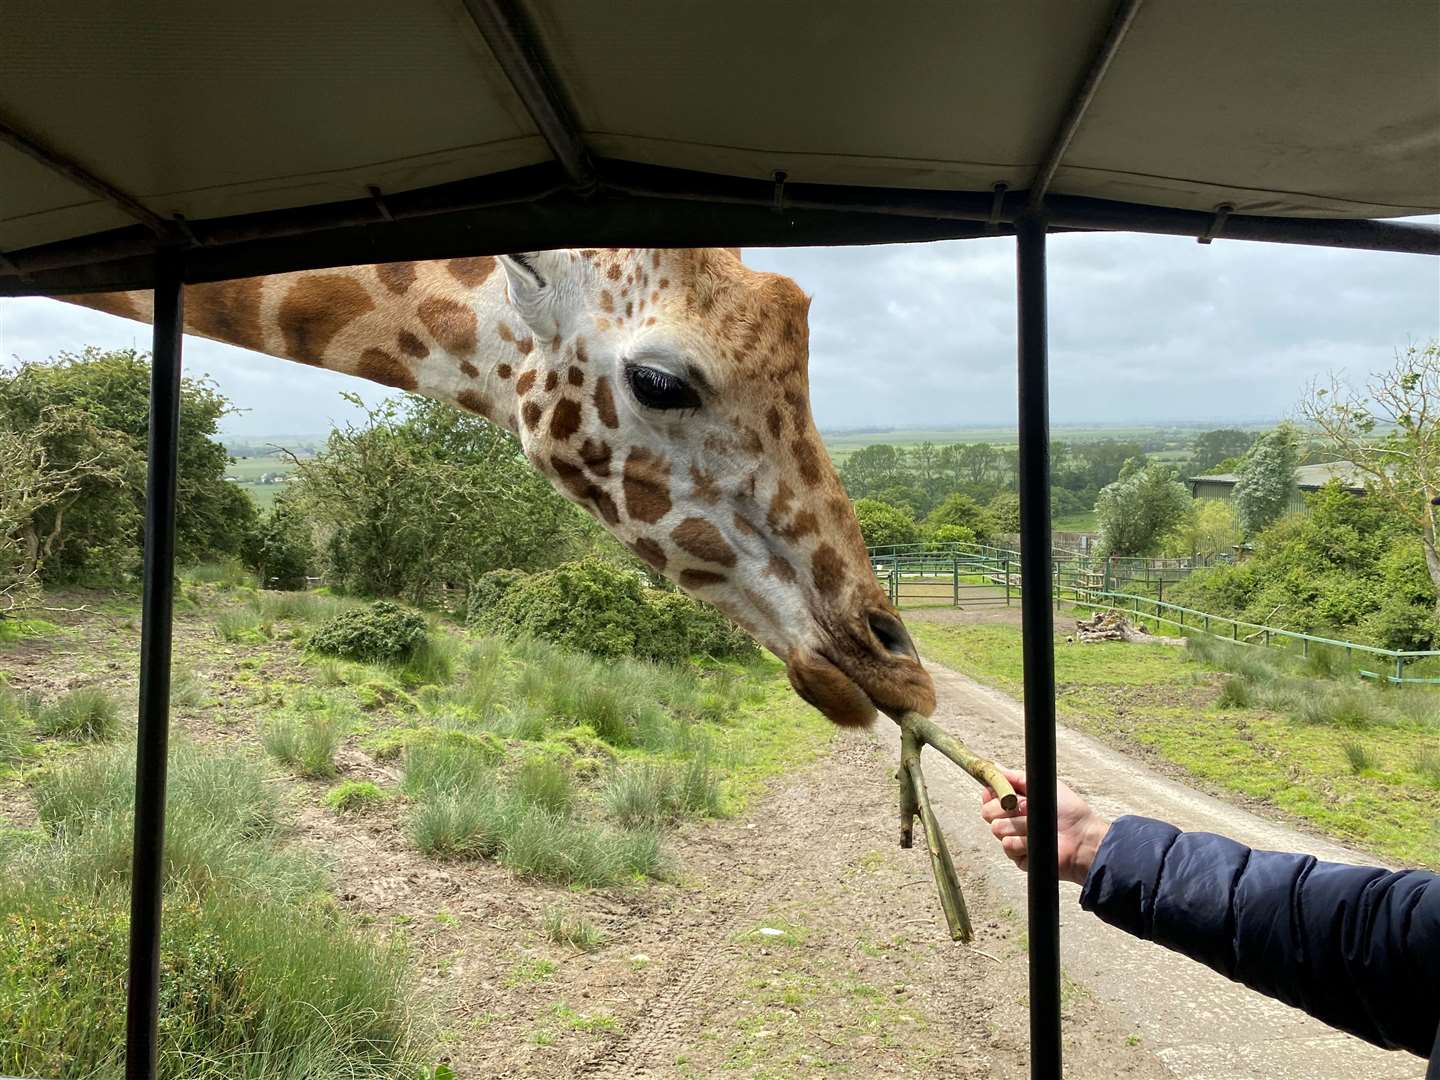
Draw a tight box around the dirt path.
[904,659,1425,1080]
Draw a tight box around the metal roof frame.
[2,2,1435,1078]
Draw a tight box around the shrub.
[1342,740,1376,775]
[645,591,759,664]
[924,523,977,551]
[474,559,652,660]
[324,780,388,814]
[1363,598,1437,651]
[34,687,122,742]
[466,568,529,625]
[308,601,428,663]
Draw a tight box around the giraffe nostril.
[866,610,918,662]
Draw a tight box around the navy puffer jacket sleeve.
[1079,815,1440,1060]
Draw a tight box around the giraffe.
[69,248,935,727]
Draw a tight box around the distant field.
[226,451,299,510]
[1053,510,1097,532]
[821,423,1219,463]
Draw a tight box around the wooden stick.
[900,712,1018,811]
[898,723,920,849]
[904,756,973,942]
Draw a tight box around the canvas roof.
[1190,461,1368,490]
[2,0,1438,293]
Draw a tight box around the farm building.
[1188,460,1366,511]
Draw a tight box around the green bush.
[473,560,756,665]
[308,601,428,663]
[853,498,919,549]
[324,781,388,814]
[466,568,528,625]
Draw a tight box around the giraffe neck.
[68,258,528,434]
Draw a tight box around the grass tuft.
[262,702,349,779]
[1342,740,1377,775]
[324,780,388,814]
[34,687,123,742]
[543,907,606,951]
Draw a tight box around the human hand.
[979,768,1111,886]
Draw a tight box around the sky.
[2,225,1436,438]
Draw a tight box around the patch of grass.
[394,632,459,689]
[0,690,38,767]
[411,791,509,860]
[324,780,388,814]
[907,618,1440,867]
[34,687,123,742]
[505,956,557,986]
[262,704,349,779]
[512,755,574,815]
[543,907,607,952]
[215,608,271,644]
[1342,740,1377,775]
[0,617,60,643]
[551,1001,617,1033]
[401,730,503,797]
[602,755,722,827]
[250,590,353,624]
[169,667,208,709]
[183,560,257,589]
[1412,746,1440,787]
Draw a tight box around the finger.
[990,816,1028,839]
[1001,835,1028,861]
[1001,767,1027,796]
[981,796,1026,823]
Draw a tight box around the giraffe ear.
[499,251,566,338]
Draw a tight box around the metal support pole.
[1016,216,1062,1079]
[126,249,184,1080]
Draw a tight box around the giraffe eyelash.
[624,363,703,412]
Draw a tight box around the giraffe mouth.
[786,644,935,728]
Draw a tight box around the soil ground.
[2,593,1427,1078]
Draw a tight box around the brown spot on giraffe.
[689,466,722,505]
[607,263,621,281]
[186,279,266,354]
[792,437,822,484]
[457,390,490,415]
[357,347,416,391]
[593,376,619,429]
[460,361,479,378]
[575,339,589,364]
[549,398,582,442]
[629,537,666,572]
[375,262,416,295]
[522,401,542,430]
[515,370,537,396]
[680,569,727,589]
[418,296,477,356]
[516,336,534,355]
[279,275,375,365]
[623,448,672,524]
[733,513,762,539]
[767,554,798,583]
[567,366,585,387]
[497,323,515,342]
[397,330,428,358]
[780,510,819,542]
[600,290,614,313]
[811,543,847,597]
[651,250,661,269]
[550,457,619,525]
[578,438,612,476]
[625,301,633,318]
[659,278,670,289]
[766,405,784,439]
[497,363,513,380]
[544,370,559,392]
[672,517,737,567]
[447,256,495,288]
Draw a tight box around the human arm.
[979,767,1111,885]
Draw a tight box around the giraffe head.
[496,247,934,726]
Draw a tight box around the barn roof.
[2,0,1438,294]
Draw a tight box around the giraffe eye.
[625,364,702,411]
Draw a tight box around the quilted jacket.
[1079,815,1439,1066]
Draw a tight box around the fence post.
[1232,619,1238,641]
[1157,579,1164,606]
[953,556,960,607]
[1005,560,1012,606]
[1396,655,1405,683]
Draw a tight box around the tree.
[1162,499,1241,558]
[924,523,977,550]
[958,443,998,487]
[0,348,253,580]
[987,491,1021,533]
[1231,424,1300,536]
[1189,429,1256,475]
[245,490,315,590]
[840,444,907,500]
[1094,462,1191,556]
[294,395,590,601]
[1301,341,1440,617]
[925,493,994,541]
[852,498,919,550]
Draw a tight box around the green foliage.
[1171,482,1437,648]
[602,755,724,827]
[324,780,388,814]
[923,524,977,551]
[986,491,1021,533]
[472,559,756,665]
[34,687,123,742]
[401,730,504,797]
[1189,429,1257,475]
[1232,424,1301,536]
[924,493,994,541]
[852,498,919,549]
[0,689,38,767]
[292,396,589,602]
[0,348,255,583]
[308,601,428,663]
[465,568,529,625]
[261,703,349,780]
[245,490,314,590]
[215,609,270,644]
[183,560,257,589]
[1095,462,1191,556]
[1162,498,1241,558]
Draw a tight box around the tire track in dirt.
[576,779,817,1077]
